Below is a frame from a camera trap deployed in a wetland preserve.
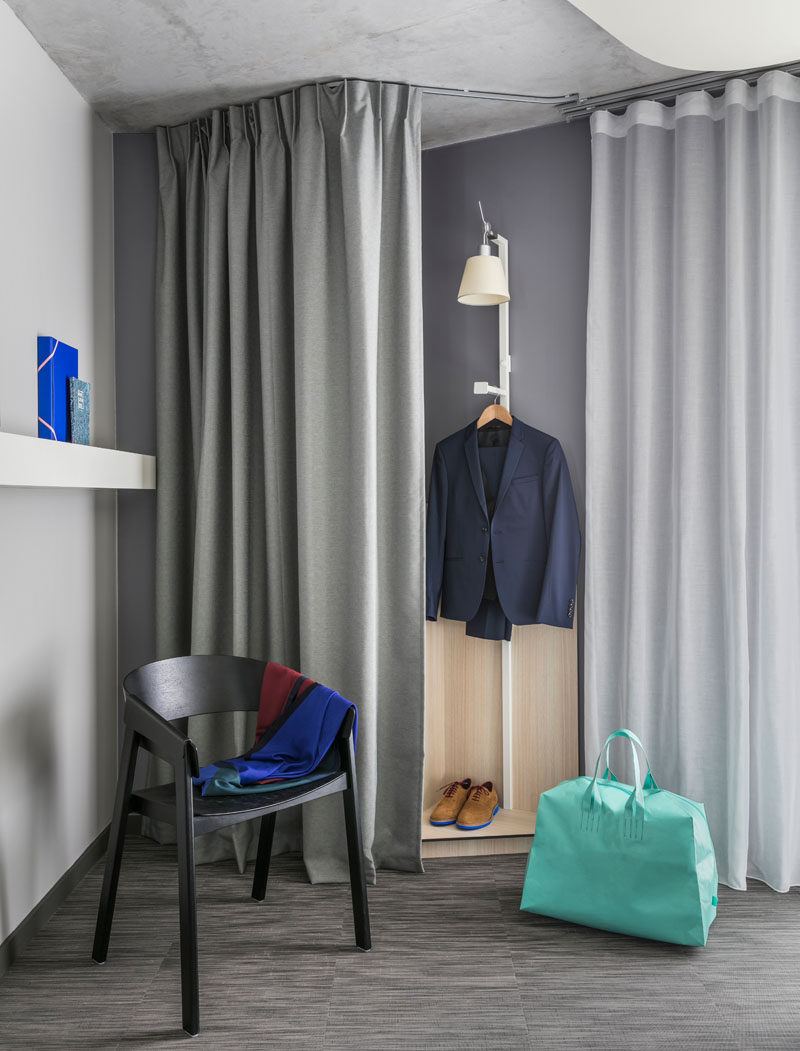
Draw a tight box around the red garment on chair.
[254,661,312,743]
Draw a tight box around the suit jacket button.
[479,555,485,563]
[481,526,488,533]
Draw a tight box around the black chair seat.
[131,770,348,834]
[91,655,370,1036]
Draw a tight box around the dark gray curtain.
[153,80,425,881]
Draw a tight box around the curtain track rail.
[418,84,578,106]
[321,62,800,119]
[560,60,800,120]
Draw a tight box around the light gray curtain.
[585,71,800,891]
[153,80,425,882]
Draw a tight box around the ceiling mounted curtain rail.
[419,84,579,106]
[321,78,577,106]
[324,62,800,119]
[560,59,800,120]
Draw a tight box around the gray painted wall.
[114,134,158,688]
[422,120,591,756]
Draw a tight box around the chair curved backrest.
[123,655,267,722]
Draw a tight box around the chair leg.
[341,733,371,951]
[252,812,276,901]
[92,729,138,964]
[175,773,199,1036]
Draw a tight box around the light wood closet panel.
[511,622,579,810]
[422,616,578,858]
[423,618,503,805]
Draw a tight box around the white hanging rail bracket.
[473,381,507,397]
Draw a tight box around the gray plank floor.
[0,835,798,1050]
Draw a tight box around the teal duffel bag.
[520,729,718,946]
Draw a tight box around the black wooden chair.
[92,655,371,1036]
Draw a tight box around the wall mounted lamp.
[457,201,510,306]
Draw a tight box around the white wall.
[0,4,116,942]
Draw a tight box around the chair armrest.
[124,693,200,777]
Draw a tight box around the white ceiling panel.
[567,0,800,72]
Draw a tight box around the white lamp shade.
[457,253,510,305]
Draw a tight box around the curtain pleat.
[153,81,425,879]
[586,71,800,891]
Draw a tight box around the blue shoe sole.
[456,805,499,831]
[429,818,456,826]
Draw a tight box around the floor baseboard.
[0,825,110,979]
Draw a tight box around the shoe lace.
[439,780,464,798]
[469,785,487,801]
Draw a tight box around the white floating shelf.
[0,432,156,490]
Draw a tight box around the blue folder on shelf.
[38,336,78,441]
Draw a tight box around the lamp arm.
[478,200,497,245]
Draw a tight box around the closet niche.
[421,215,578,857]
[422,405,580,859]
[423,611,578,857]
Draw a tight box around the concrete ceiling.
[5,0,688,148]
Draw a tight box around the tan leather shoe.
[430,779,472,826]
[456,781,499,830]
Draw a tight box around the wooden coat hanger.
[477,400,513,428]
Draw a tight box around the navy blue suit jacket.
[426,417,581,629]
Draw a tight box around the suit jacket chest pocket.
[506,474,546,545]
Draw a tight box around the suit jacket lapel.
[463,423,489,519]
[494,417,524,512]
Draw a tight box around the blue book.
[37,337,78,441]
[68,377,91,445]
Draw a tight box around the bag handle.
[601,733,659,790]
[582,729,656,839]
